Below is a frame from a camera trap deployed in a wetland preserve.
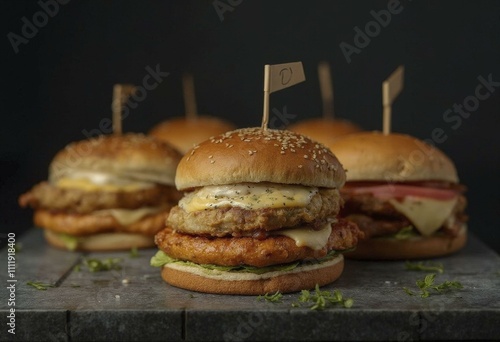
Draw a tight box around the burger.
[149,116,236,154]
[327,131,468,260]
[288,118,362,146]
[19,133,183,251]
[150,127,363,295]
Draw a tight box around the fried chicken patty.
[155,219,362,267]
[341,192,468,238]
[34,208,171,236]
[167,188,341,237]
[19,181,182,214]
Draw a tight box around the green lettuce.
[150,250,340,275]
[392,226,419,240]
[56,233,79,251]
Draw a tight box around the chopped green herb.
[405,261,444,274]
[73,264,81,272]
[403,273,463,298]
[293,284,353,310]
[257,291,283,303]
[82,258,122,272]
[129,247,139,258]
[27,281,55,290]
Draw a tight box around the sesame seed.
[298,165,303,168]
[208,155,213,159]
[210,160,215,164]
[304,155,308,159]
[280,151,285,154]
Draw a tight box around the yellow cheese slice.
[273,223,332,250]
[93,207,162,225]
[389,196,458,236]
[179,183,318,212]
[56,171,154,192]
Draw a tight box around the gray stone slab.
[69,310,182,341]
[0,310,67,342]
[1,228,500,341]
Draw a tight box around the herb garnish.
[129,247,139,258]
[27,281,55,290]
[403,273,463,298]
[293,284,353,310]
[405,261,444,274]
[81,258,123,272]
[257,291,283,303]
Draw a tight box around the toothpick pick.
[382,65,404,135]
[261,62,305,130]
[318,61,334,120]
[112,84,136,135]
[182,73,198,120]
[261,65,271,130]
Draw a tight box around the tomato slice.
[342,184,458,201]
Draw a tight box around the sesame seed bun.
[175,127,346,190]
[288,118,362,145]
[160,254,344,295]
[149,116,236,154]
[327,131,459,183]
[49,133,182,186]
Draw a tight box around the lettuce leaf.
[392,226,419,240]
[150,250,339,275]
[56,233,79,251]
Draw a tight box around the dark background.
[1,1,499,251]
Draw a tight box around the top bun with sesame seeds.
[175,127,346,191]
[50,133,182,186]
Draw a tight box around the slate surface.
[1,229,499,341]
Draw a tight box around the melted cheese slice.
[389,196,458,236]
[179,183,318,212]
[56,171,154,192]
[273,223,332,250]
[93,207,162,225]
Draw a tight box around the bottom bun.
[44,229,156,251]
[346,225,467,260]
[161,255,344,295]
